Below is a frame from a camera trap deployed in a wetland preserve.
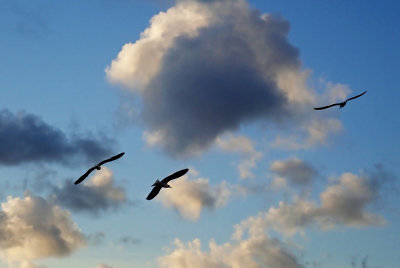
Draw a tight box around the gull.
[314,90,367,110]
[146,168,189,200]
[74,152,125,185]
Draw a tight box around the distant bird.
[314,90,367,110]
[74,152,125,185]
[146,168,189,200]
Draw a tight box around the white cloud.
[0,195,85,264]
[159,219,302,268]
[158,171,230,221]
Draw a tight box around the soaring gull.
[314,91,367,110]
[74,152,125,185]
[146,168,189,200]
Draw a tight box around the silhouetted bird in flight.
[74,152,125,185]
[146,168,189,200]
[314,90,367,110]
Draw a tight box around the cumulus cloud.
[51,167,126,215]
[270,158,317,186]
[239,170,387,237]
[107,0,347,157]
[0,109,113,166]
[159,216,303,268]
[216,134,263,179]
[157,170,230,221]
[0,195,85,264]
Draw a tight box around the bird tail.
[152,179,160,187]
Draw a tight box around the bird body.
[146,168,189,200]
[314,91,367,110]
[74,152,125,185]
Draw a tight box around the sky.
[0,0,399,267]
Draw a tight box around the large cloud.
[157,170,230,221]
[159,214,303,268]
[0,195,85,264]
[0,109,113,166]
[107,0,347,157]
[51,167,126,215]
[238,171,386,237]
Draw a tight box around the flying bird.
[74,152,125,185]
[314,90,367,110]
[146,168,189,200]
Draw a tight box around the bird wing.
[161,168,189,183]
[146,185,162,200]
[313,103,341,110]
[346,91,367,101]
[98,152,125,166]
[74,167,96,185]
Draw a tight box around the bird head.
[95,165,101,170]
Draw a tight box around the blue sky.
[0,0,399,267]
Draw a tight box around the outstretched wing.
[146,186,162,200]
[313,103,341,110]
[74,167,96,185]
[346,90,367,102]
[161,168,189,183]
[98,152,125,166]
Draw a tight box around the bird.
[314,90,367,110]
[74,152,125,185]
[146,168,189,200]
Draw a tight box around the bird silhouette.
[146,168,189,200]
[74,152,125,185]
[314,90,367,110]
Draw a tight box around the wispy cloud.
[0,109,114,166]
[216,134,263,179]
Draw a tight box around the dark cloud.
[270,158,317,186]
[86,232,106,245]
[0,109,113,166]
[142,15,294,156]
[0,0,51,37]
[119,235,141,245]
[51,168,126,215]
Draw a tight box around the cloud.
[107,0,347,157]
[51,167,126,215]
[86,232,106,246]
[158,170,230,221]
[241,170,387,237]
[0,195,85,264]
[159,215,303,268]
[0,109,113,166]
[216,134,263,179]
[94,264,114,268]
[270,158,317,186]
[119,235,141,245]
[19,261,46,268]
